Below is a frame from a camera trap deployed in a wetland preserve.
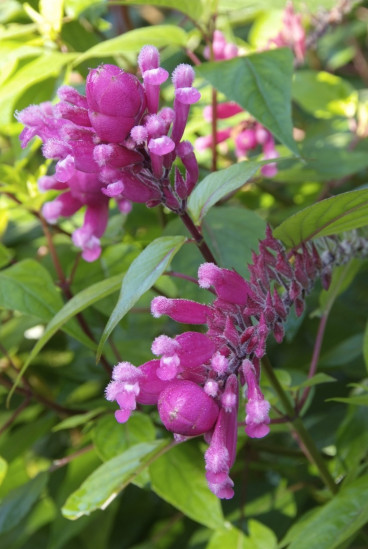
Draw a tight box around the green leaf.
[284,474,368,549]
[289,373,336,391]
[0,457,7,487]
[293,70,358,118]
[62,440,171,520]
[202,207,267,276]
[274,189,368,248]
[0,472,49,534]
[327,395,368,406]
[364,320,368,373]
[319,260,361,314]
[92,414,156,461]
[247,519,278,549]
[207,526,248,548]
[114,0,203,19]
[0,52,76,125]
[0,243,13,268]
[150,443,225,529]
[0,259,65,321]
[97,236,186,360]
[21,273,124,371]
[187,161,260,224]
[74,25,188,64]
[319,334,363,368]
[52,408,105,432]
[40,0,64,33]
[196,48,298,155]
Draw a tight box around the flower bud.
[158,380,219,436]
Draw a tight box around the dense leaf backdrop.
[1,1,368,548]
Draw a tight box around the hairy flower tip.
[204,380,219,397]
[245,398,271,439]
[57,85,88,108]
[206,471,234,499]
[151,335,179,357]
[145,114,166,138]
[205,444,230,475]
[148,136,175,156]
[175,87,201,105]
[211,352,229,375]
[112,361,143,382]
[159,107,175,125]
[172,64,195,88]
[158,380,219,436]
[142,67,169,85]
[130,125,148,144]
[138,45,160,72]
[72,230,101,262]
[221,374,238,413]
[101,181,124,197]
[151,296,210,324]
[38,175,68,192]
[176,140,193,157]
[198,263,249,306]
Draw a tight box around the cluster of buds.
[106,228,368,499]
[16,46,200,261]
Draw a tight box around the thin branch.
[0,397,31,436]
[179,211,217,263]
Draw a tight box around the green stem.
[261,356,338,494]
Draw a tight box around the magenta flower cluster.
[106,227,356,499]
[16,46,200,261]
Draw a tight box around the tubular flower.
[106,228,368,499]
[16,46,201,260]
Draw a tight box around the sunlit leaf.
[274,189,368,248]
[196,48,298,155]
[62,440,171,519]
[97,236,186,359]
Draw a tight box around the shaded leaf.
[97,236,186,359]
[202,206,267,276]
[62,440,171,520]
[52,408,105,432]
[293,70,358,118]
[92,414,156,461]
[150,443,224,529]
[187,161,260,224]
[364,320,368,373]
[319,260,361,314]
[0,472,49,534]
[196,49,298,155]
[284,475,368,549]
[289,373,336,391]
[327,395,368,406]
[274,189,368,248]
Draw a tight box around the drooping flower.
[106,227,368,499]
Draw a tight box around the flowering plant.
[1,1,368,547]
